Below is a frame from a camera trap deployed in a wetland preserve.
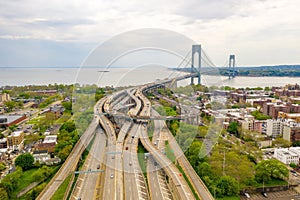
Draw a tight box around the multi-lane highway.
[70,128,106,200]
[39,76,213,200]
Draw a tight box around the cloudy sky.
[0,0,300,67]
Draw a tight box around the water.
[0,67,299,88]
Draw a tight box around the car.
[97,164,100,169]
[112,156,115,159]
[291,170,296,173]
[110,174,114,178]
[125,147,128,150]
[261,192,268,198]
[244,193,250,198]
[129,161,132,166]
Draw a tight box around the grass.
[256,178,287,187]
[147,120,154,141]
[177,164,200,200]
[137,141,148,174]
[10,165,60,199]
[55,113,72,124]
[165,141,176,163]
[51,174,72,200]
[26,115,45,124]
[137,141,150,190]
[10,168,38,199]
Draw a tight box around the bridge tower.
[191,44,201,85]
[228,54,236,79]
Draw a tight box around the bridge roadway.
[36,97,106,200]
[70,128,107,200]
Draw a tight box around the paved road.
[123,124,149,200]
[99,114,117,200]
[70,128,107,200]
[147,112,173,200]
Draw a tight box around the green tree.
[290,163,297,169]
[0,162,6,172]
[59,121,76,132]
[0,187,8,200]
[228,122,240,136]
[15,153,34,170]
[4,101,16,112]
[217,176,239,197]
[62,101,72,112]
[209,150,255,187]
[58,145,73,161]
[273,138,291,148]
[255,159,289,183]
[0,167,22,197]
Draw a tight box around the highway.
[38,74,212,200]
[123,124,149,200]
[136,89,195,200]
[147,111,173,200]
[70,128,107,200]
[98,105,118,200]
[37,97,107,200]
[37,116,99,200]
[152,109,214,200]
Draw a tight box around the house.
[32,150,50,163]
[32,142,56,153]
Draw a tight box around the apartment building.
[274,147,300,165]
[7,130,24,150]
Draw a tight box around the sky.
[0,0,300,67]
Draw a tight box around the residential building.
[278,112,300,123]
[43,135,57,144]
[266,119,283,138]
[33,150,50,163]
[0,138,7,152]
[32,142,56,153]
[283,123,300,143]
[0,93,11,103]
[274,147,300,165]
[7,130,24,150]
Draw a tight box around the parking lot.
[240,189,300,200]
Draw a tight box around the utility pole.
[223,150,226,176]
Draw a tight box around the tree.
[15,153,34,170]
[0,162,6,172]
[217,176,239,197]
[58,145,73,161]
[62,101,72,112]
[59,121,76,133]
[0,187,8,200]
[290,163,297,169]
[228,122,240,136]
[209,150,255,187]
[255,159,289,183]
[273,138,291,148]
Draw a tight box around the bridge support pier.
[191,44,201,85]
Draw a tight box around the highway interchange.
[37,78,213,200]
